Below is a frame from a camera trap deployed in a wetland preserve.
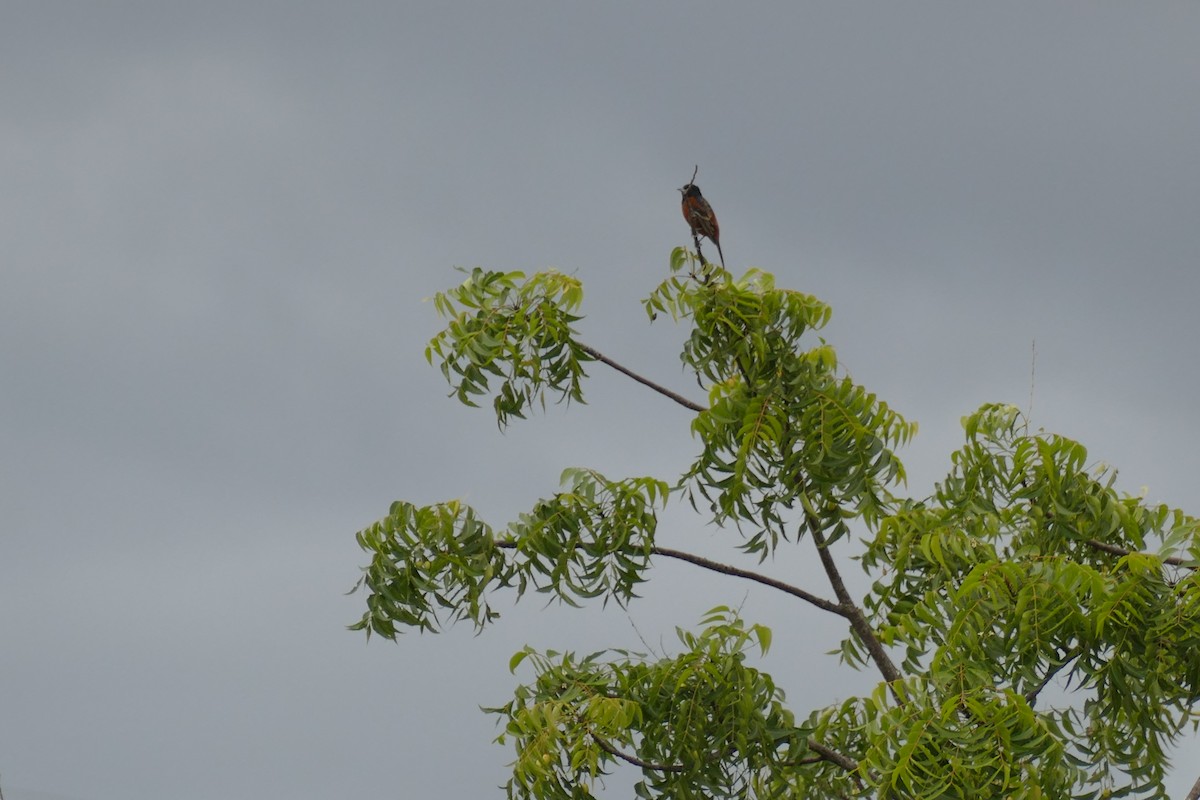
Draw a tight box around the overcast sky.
[3,3,1200,799]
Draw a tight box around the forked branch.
[806,513,904,689]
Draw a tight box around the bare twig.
[577,342,706,413]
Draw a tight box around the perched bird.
[679,183,724,267]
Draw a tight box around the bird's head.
[679,183,702,198]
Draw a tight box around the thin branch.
[593,732,863,781]
[577,342,706,413]
[807,518,904,688]
[1023,647,1082,708]
[654,546,844,616]
[1085,538,1195,570]
[591,733,687,773]
[494,539,843,617]
[1023,666,1063,709]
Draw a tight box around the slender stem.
[1185,773,1200,800]
[577,342,706,413]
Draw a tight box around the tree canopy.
[351,254,1200,799]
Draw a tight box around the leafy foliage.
[490,608,800,800]
[353,255,1200,799]
[807,676,1079,799]
[648,265,915,556]
[426,267,590,427]
[351,499,505,635]
[864,403,1200,793]
[350,469,669,636]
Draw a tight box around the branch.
[1023,647,1081,708]
[807,517,904,688]
[691,232,712,270]
[591,733,687,773]
[804,739,860,773]
[1085,538,1195,570]
[577,342,706,413]
[494,540,843,617]
[1185,773,1200,800]
[592,732,863,781]
[593,519,905,692]
[654,546,844,616]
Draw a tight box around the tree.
[351,254,1200,799]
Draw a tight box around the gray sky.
[3,3,1199,798]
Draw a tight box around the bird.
[679,182,724,267]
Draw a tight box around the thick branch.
[804,739,860,773]
[577,342,706,413]
[654,546,844,616]
[1185,773,1200,800]
[808,520,904,688]
[1085,538,1195,570]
